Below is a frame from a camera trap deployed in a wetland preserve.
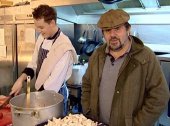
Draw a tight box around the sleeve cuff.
[22,67,35,79]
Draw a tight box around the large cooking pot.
[9,90,64,126]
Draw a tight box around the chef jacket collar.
[47,28,61,40]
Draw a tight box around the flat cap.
[97,9,130,30]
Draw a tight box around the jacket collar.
[47,28,61,40]
[129,35,144,56]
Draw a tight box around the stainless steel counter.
[157,54,170,62]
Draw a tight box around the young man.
[81,9,170,126]
[10,4,77,115]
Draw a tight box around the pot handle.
[14,109,39,118]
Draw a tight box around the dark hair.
[124,22,131,29]
[32,4,57,23]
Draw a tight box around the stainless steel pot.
[9,90,64,126]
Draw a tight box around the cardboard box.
[0,0,13,7]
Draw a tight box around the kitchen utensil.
[0,93,14,109]
[26,76,31,108]
[78,30,88,44]
[9,90,64,126]
[80,29,100,56]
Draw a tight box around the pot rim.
[9,91,64,110]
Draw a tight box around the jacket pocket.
[125,116,133,126]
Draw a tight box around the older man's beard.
[109,37,124,52]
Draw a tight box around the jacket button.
[116,90,120,94]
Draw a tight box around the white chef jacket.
[27,32,77,92]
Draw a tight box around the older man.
[81,9,170,126]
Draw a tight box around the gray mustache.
[110,37,119,41]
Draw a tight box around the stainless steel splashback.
[0,24,17,95]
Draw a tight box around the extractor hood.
[71,0,170,15]
[55,0,170,24]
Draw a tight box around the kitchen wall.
[73,24,170,54]
[131,24,170,45]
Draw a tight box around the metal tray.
[36,121,108,126]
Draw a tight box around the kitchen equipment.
[67,63,88,85]
[36,115,108,126]
[9,90,64,126]
[80,29,100,56]
[0,24,36,95]
[98,0,124,4]
[0,94,14,109]
[26,76,31,108]
[78,30,88,44]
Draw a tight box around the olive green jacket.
[81,36,170,126]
